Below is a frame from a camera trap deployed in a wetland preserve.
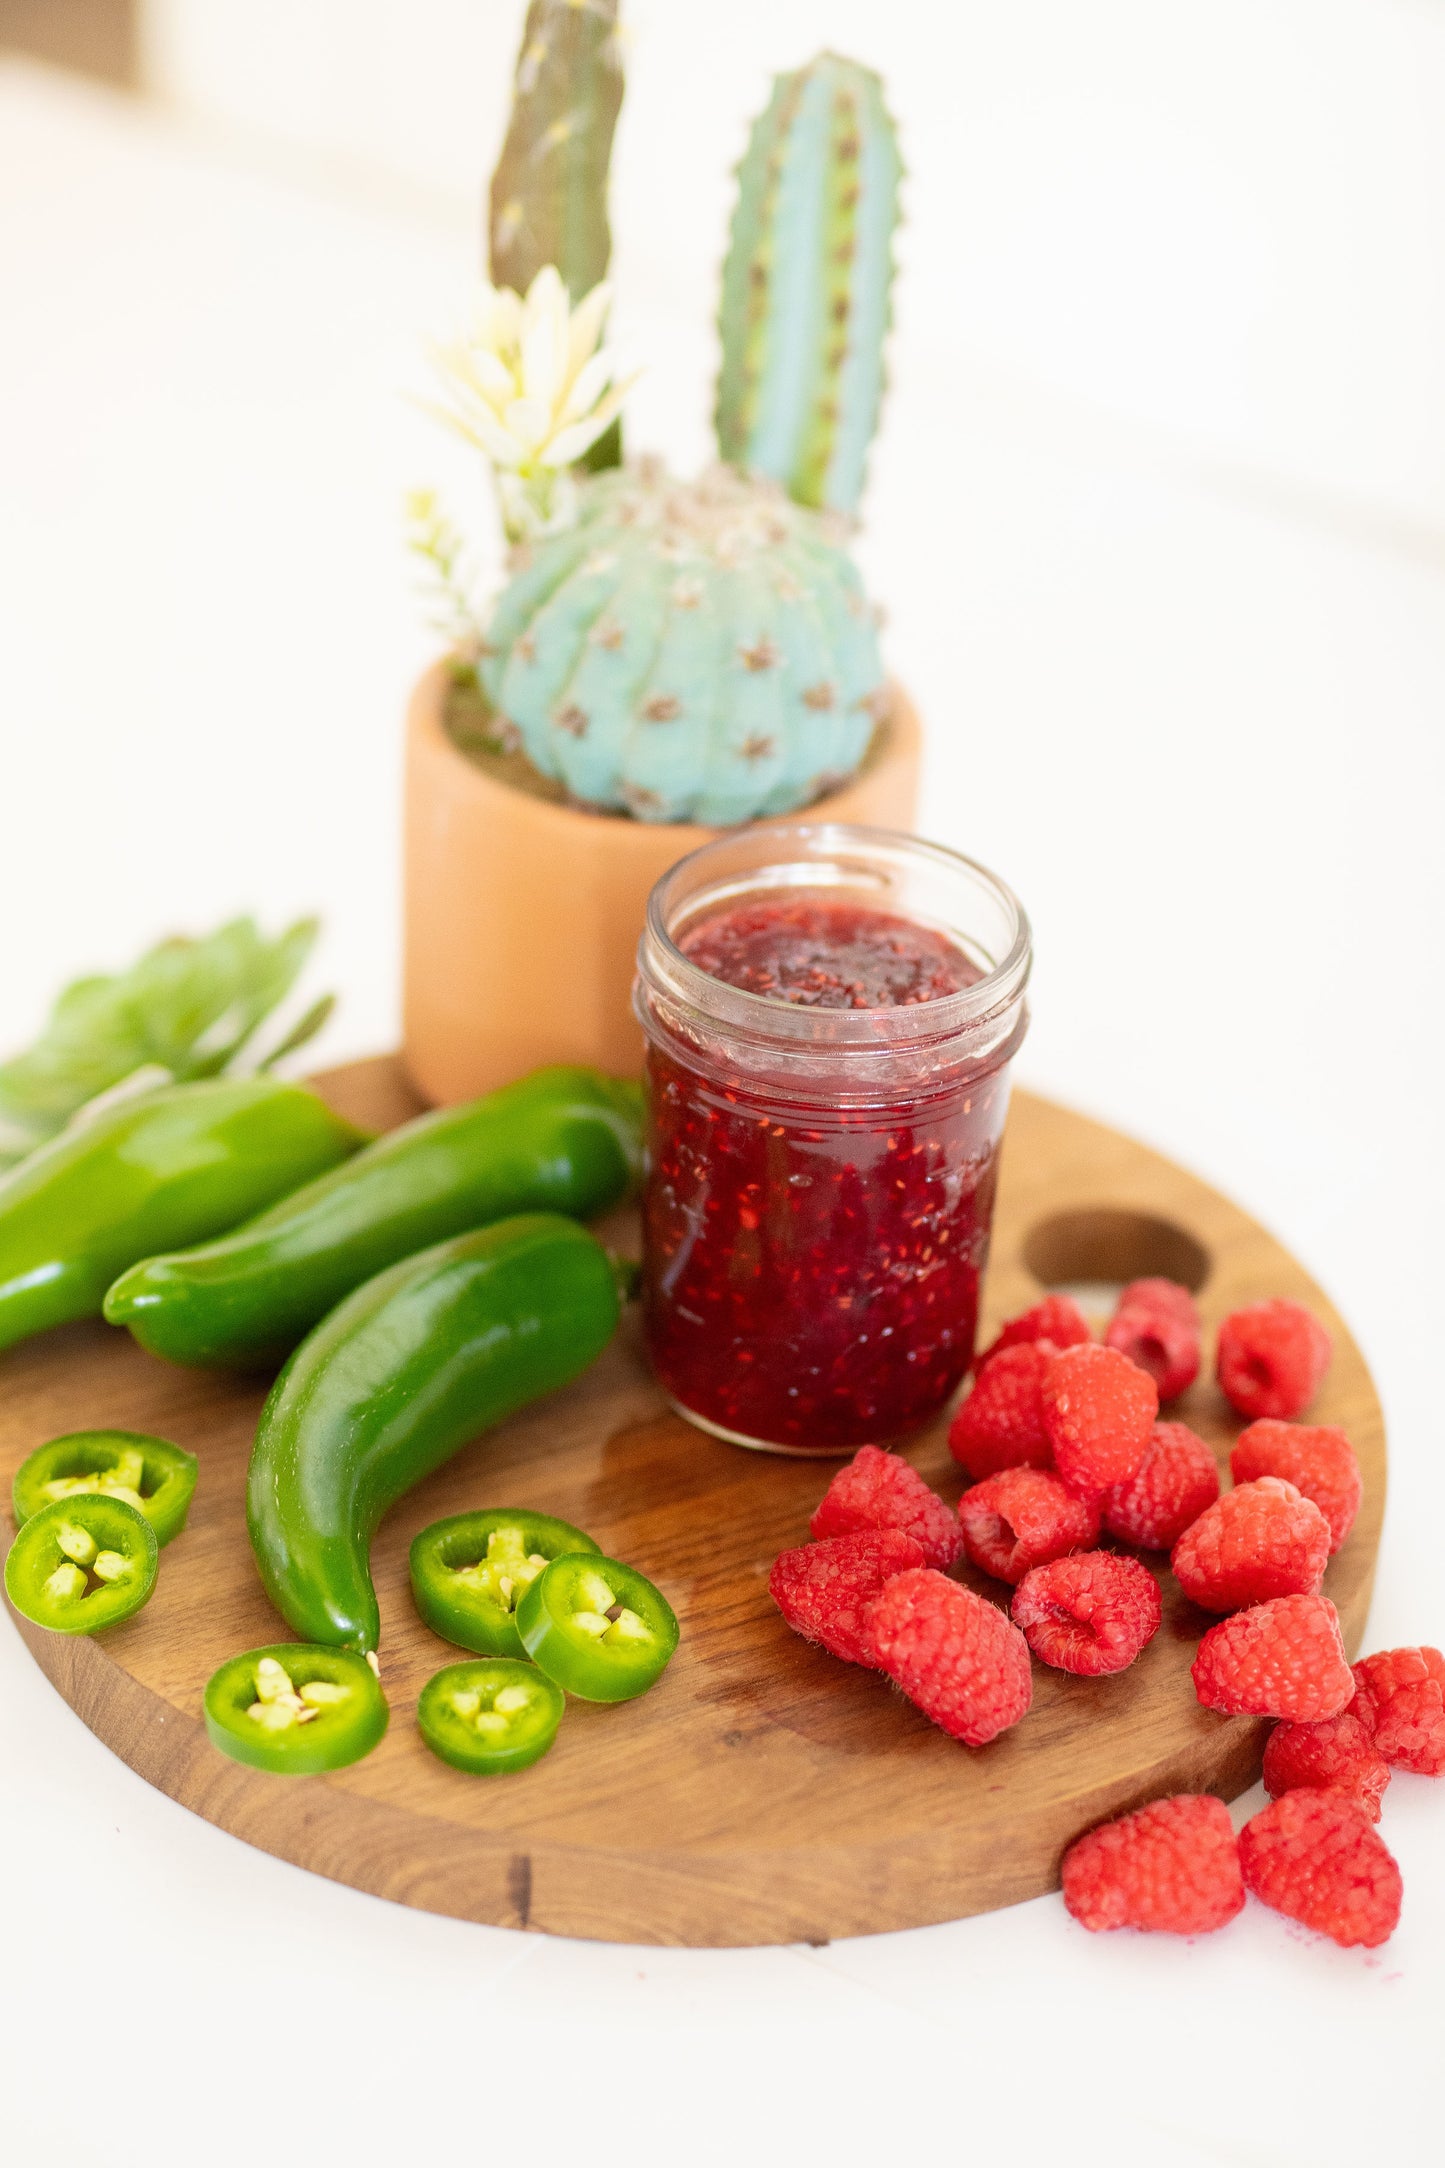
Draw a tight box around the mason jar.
[633,822,1032,1454]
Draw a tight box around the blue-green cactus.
[477,461,887,825]
[715,52,902,518]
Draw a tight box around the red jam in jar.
[634,825,1031,1455]
[680,897,981,1009]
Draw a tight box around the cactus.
[490,0,623,299]
[490,0,625,473]
[715,52,902,518]
[476,460,886,825]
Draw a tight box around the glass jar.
[633,823,1032,1455]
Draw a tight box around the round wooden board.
[1,1058,1385,1947]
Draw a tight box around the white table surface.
[1,62,1440,2165]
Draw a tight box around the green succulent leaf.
[255,991,336,1073]
[0,917,331,1170]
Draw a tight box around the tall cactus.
[489,0,623,302]
[715,53,902,518]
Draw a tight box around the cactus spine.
[715,53,902,518]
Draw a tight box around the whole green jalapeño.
[409,1508,600,1659]
[5,1494,159,1633]
[12,1431,198,1547]
[246,1214,620,1655]
[203,1645,388,1774]
[516,1553,678,1703]
[417,1658,564,1775]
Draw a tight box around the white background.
[2,6,1443,2160]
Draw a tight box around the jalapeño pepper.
[517,1553,678,1702]
[246,1214,620,1654]
[105,1066,641,1369]
[5,1494,159,1633]
[12,1430,198,1546]
[203,1645,388,1773]
[0,1078,365,1354]
[410,1508,600,1658]
[417,1658,564,1775]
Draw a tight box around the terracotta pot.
[401,660,922,1104]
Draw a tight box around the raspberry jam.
[680,897,979,1009]
[634,826,1031,1455]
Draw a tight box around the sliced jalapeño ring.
[12,1430,198,1547]
[516,1552,679,1703]
[5,1493,159,1634]
[417,1657,564,1775]
[203,1644,388,1774]
[409,1507,599,1659]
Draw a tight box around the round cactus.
[477,461,887,825]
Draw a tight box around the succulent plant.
[477,460,886,825]
[715,52,902,518]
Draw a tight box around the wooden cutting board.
[0,1057,1385,1947]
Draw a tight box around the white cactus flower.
[427,266,639,543]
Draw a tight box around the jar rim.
[638,821,1032,1057]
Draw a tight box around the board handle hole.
[1022,1207,1210,1313]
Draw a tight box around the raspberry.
[863,1567,1032,1745]
[1192,1594,1354,1721]
[1229,1420,1362,1555]
[1011,1551,1163,1675]
[957,1467,1100,1586]
[1216,1298,1331,1421]
[1104,1278,1201,1401]
[1170,1477,1330,1613]
[1101,1420,1220,1550]
[1061,1795,1244,1935]
[948,1343,1055,1480]
[809,1444,963,1570]
[974,1293,1092,1370]
[1262,1712,1391,1822]
[1041,1342,1158,1495]
[1116,1277,1197,1326]
[768,1531,926,1667]
[1239,1790,1402,1948]
[1350,1647,1445,1776]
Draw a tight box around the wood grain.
[0,1058,1385,1947]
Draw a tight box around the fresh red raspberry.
[1116,1277,1197,1325]
[863,1567,1032,1745]
[1262,1711,1391,1822]
[1041,1343,1158,1496]
[1239,1790,1402,1948]
[1104,1278,1201,1401]
[957,1467,1100,1586]
[1229,1420,1361,1554]
[809,1444,963,1570]
[948,1342,1055,1480]
[768,1530,926,1667]
[1192,1594,1354,1721]
[1350,1647,1445,1776]
[1101,1420,1221,1550]
[1011,1551,1163,1675]
[1061,1795,1244,1935]
[1170,1477,1330,1613]
[974,1293,1092,1370]
[1216,1298,1331,1421]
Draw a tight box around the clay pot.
[401,660,922,1104]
